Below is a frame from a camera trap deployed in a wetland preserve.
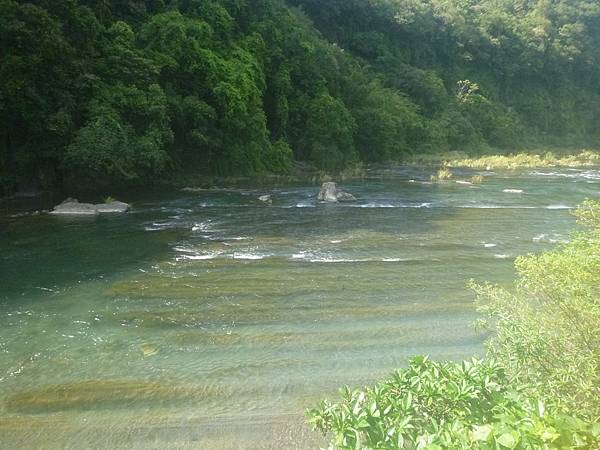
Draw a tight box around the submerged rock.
[317,182,356,203]
[258,194,272,204]
[50,198,130,215]
[140,343,159,357]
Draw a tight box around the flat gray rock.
[50,198,130,215]
[96,201,130,213]
[50,199,98,215]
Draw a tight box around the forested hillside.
[2,0,599,194]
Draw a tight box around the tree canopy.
[1,0,599,193]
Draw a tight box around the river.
[0,166,596,449]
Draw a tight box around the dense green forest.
[2,0,600,194]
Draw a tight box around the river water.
[0,166,597,449]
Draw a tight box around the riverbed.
[0,166,596,449]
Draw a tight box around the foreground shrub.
[474,199,600,421]
[308,357,599,449]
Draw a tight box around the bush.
[430,167,453,182]
[473,199,600,421]
[308,357,599,449]
[303,94,358,173]
[263,139,294,174]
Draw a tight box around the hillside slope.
[1,0,599,193]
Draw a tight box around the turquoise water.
[0,166,596,449]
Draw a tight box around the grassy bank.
[403,149,600,170]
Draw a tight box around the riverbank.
[3,150,599,205]
[401,148,600,169]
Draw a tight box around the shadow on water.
[0,212,184,302]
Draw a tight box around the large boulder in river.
[317,182,356,203]
[50,198,130,215]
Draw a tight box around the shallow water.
[0,166,596,449]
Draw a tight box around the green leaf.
[537,400,545,418]
[397,433,404,448]
[473,424,493,442]
[496,432,517,448]
[590,422,600,437]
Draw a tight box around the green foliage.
[574,198,600,228]
[455,81,521,148]
[65,83,172,183]
[430,167,453,182]
[473,200,600,421]
[302,94,357,172]
[1,0,600,193]
[308,357,599,449]
[349,79,427,161]
[264,139,294,174]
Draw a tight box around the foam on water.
[307,257,410,263]
[173,246,196,253]
[529,169,600,180]
[457,205,536,209]
[144,217,187,231]
[175,254,218,261]
[533,233,569,244]
[233,253,268,260]
[192,221,214,232]
[357,202,396,208]
[350,202,432,208]
[295,202,315,208]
